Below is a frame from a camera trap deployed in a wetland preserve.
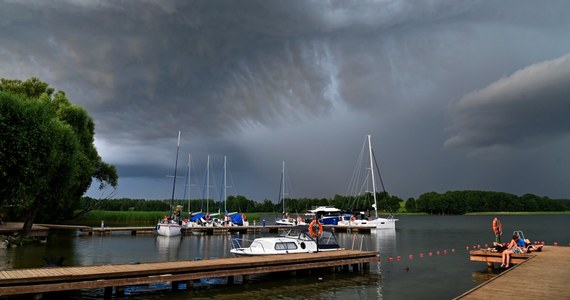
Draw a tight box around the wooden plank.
[0,251,377,296]
[0,250,378,291]
[457,246,570,299]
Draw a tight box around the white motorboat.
[309,206,342,225]
[230,225,343,256]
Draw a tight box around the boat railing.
[349,234,370,251]
[230,237,267,253]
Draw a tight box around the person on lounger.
[501,234,526,268]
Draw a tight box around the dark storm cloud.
[2,0,570,200]
[445,54,570,149]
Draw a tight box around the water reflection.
[155,236,182,261]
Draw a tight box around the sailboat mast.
[281,161,285,214]
[170,131,181,217]
[367,135,378,219]
[206,155,210,213]
[185,153,191,214]
[223,156,227,213]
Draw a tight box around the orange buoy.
[309,219,323,238]
[492,217,502,235]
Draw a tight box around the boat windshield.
[279,225,340,249]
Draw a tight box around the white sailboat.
[156,131,183,237]
[338,135,398,230]
[275,162,306,226]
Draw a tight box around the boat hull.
[338,218,397,229]
[156,222,182,236]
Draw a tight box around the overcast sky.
[2,0,570,202]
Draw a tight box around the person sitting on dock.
[501,234,527,268]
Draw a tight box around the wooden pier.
[0,250,378,297]
[457,246,570,299]
[1,222,373,236]
[469,248,534,268]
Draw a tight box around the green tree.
[405,197,416,212]
[0,78,118,237]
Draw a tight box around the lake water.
[1,215,568,299]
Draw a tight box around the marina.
[1,215,568,299]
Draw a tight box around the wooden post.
[104,287,113,297]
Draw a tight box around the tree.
[0,77,118,237]
[405,197,416,212]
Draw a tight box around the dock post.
[352,263,360,271]
[104,287,113,297]
[227,276,234,285]
[115,286,125,296]
[487,262,494,269]
[242,275,249,283]
[172,281,187,290]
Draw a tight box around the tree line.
[404,191,568,214]
[80,190,569,216]
[80,191,403,215]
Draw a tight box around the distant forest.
[80,190,569,215]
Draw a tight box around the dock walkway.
[457,246,570,299]
[0,250,378,297]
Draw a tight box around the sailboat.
[219,156,248,226]
[338,135,398,230]
[275,162,306,226]
[156,131,183,237]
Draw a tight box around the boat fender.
[300,242,306,249]
[309,220,323,238]
[205,214,210,221]
[350,215,356,222]
[156,224,160,230]
[242,213,247,221]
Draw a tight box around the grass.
[66,210,267,227]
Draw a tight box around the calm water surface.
[2,215,568,299]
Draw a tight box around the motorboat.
[275,214,306,226]
[230,225,343,256]
[309,206,342,225]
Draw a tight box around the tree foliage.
[0,77,118,235]
[412,191,565,215]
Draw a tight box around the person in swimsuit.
[501,234,527,268]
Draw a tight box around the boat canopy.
[230,213,244,225]
[189,212,205,222]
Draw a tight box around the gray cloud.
[2,0,570,200]
[445,54,570,149]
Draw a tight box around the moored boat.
[337,135,398,230]
[156,131,183,237]
[230,224,343,256]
